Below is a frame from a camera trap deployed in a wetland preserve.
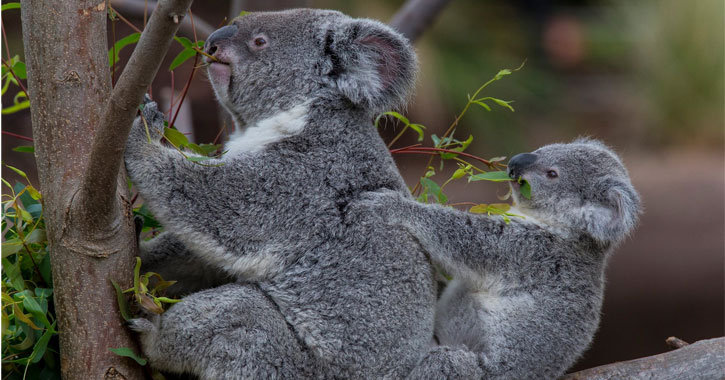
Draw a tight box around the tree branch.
[78,0,193,230]
[389,0,452,43]
[111,0,215,37]
[562,337,725,380]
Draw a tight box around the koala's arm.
[139,232,233,297]
[359,190,543,276]
[124,99,255,257]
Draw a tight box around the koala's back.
[262,212,437,378]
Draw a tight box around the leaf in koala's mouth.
[518,178,532,199]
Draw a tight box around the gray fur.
[124,9,436,379]
[355,139,642,379]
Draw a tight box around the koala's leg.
[139,232,233,297]
[130,283,314,380]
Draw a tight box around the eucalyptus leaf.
[109,347,148,366]
[468,171,512,182]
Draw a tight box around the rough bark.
[562,337,725,380]
[19,0,191,378]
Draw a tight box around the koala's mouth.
[207,60,232,87]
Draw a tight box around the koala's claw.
[126,318,157,334]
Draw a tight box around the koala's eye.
[248,34,269,51]
[546,170,558,179]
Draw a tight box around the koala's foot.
[407,345,484,380]
[126,316,160,361]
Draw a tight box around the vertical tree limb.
[79,0,193,238]
[19,0,191,378]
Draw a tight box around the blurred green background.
[2,0,723,373]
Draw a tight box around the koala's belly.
[436,278,535,353]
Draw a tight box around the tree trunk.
[20,1,142,379]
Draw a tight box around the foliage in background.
[1,172,59,380]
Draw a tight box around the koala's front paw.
[127,317,157,335]
[130,94,166,142]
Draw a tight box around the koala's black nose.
[205,25,238,55]
[507,153,538,179]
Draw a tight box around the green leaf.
[520,180,532,199]
[30,321,56,363]
[108,33,141,67]
[24,184,41,200]
[2,238,23,257]
[39,252,52,285]
[468,171,512,183]
[11,61,26,80]
[1,99,29,114]
[1,3,20,11]
[471,99,491,111]
[111,280,132,322]
[169,48,197,71]
[491,98,515,112]
[163,127,189,148]
[2,257,25,290]
[22,291,52,329]
[154,297,181,304]
[12,145,34,154]
[238,11,251,17]
[186,156,216,162]
[173,36,193,48]
[10,331,35,350]
[494,68,512,80]
[12,303,41,330]
[109,347,148,366]
[408,123,425,142]
[420,178,447,204]
[25,229,46,244]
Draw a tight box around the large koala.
[124,9,437,380]
[355,138,642,379]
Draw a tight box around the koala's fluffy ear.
[321,19,417,113]
[581,179,641,245]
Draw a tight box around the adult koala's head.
[204,9,417,126]
[507,138,642,245]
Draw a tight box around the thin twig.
[169,54,199,130]
[2,131,33,142]
[390,146,497,167]
[108,3,143,34]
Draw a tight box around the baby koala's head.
[507,138,641,246]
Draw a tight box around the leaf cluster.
[1,171,60,380]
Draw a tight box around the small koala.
[124,9,438,379]
[356,138,641,379]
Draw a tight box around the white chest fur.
[224,102,310,158]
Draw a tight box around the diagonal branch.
[561,337,725,380]
[111,0,215,37]
[389,0,452,43]
[78,0,193,225]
